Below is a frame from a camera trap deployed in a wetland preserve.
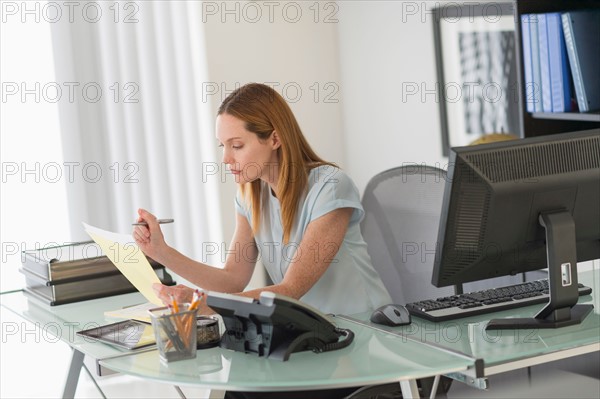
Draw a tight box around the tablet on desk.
[77,320,156,350]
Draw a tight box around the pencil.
[167,304,188,351]
[188,290,203,311]
[183,290,203,341]
[169,294,180,313]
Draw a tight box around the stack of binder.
[20,241,174,306]
[520,10,599,113]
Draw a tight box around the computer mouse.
[370,304,412,326]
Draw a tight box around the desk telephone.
[206,291,354,361]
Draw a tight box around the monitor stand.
[486,211,593,330]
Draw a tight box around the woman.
[133,83,391,398]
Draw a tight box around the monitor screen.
[433,129,600,288]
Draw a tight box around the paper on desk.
[83,223,163,305]
[104,302,157,323]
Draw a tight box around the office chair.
[357,164,545,399]
[357,165,454,398]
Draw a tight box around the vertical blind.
[49,1,220,262]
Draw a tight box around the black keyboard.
[406,279,593,322]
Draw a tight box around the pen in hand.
[132,218,174,226]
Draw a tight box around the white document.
[83,223,163,305]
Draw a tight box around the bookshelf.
[513,0,600,137]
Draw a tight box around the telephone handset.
[206,291,354,361]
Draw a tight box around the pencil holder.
[149,305,198,363]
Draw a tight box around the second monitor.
[432,129,600,329]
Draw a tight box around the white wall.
[337,1,448,192]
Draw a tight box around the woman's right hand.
[133,208,168,262]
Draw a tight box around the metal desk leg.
[429,375,441,399]
[62,349,85,399]
[399,379,420,399]
[82,363,107,399]
[174,386,187,398]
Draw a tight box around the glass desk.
[1,289,475,399]
[3,270,596,397]
[340,269,600,389]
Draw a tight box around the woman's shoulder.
[307,165,358,197]
[308,164,350,185]
[304,165,363,221]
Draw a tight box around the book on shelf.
[520,9,598,114]
[546,13,572,113]
[561,10,600,113]
[520,14,536,113]
[537,13,553,113]
[527,13,543,113]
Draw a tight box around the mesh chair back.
[361,165,453,305]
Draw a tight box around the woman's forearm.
[156,246,247,293]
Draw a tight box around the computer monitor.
[432,129,600,329]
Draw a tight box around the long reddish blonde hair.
[218,83,335,243]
